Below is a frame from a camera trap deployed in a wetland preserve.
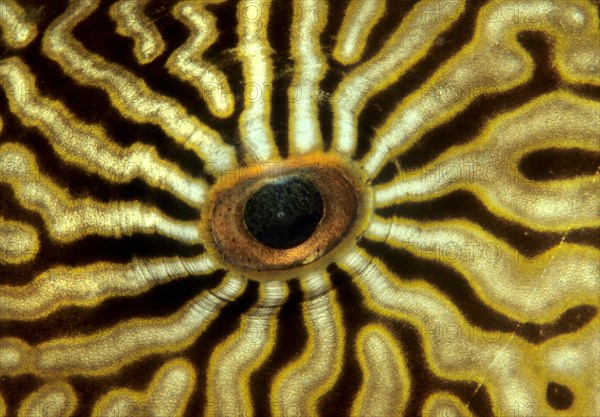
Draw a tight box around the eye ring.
[203,154,372,280]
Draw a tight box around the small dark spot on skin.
[546,382,574,410]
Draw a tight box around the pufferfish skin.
[0,0,599,416]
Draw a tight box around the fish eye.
[204,154,370,278]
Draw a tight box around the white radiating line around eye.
[0,143,200,244]
[42,0,236,170]
[168,1,234,118]
[333,0,385,65]
[0,57,207,207]
[338,249,542,417]
[0,0,38,49]
[0,275,246,376]
[206,281,287,417]
[288,0,328,155]
[0,218,39,265]
[351,325,409,417]
[18,383,77,417]
[109,0,165,64]
[0,255,220,320]
[362,0,600,176]
[332,0,466,156]
[374,92,600,230]
[94,359,195,417]
[236,0,278,162]
[272,272,344,417]
[368,216,600,322]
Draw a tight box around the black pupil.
[244,176,324,249]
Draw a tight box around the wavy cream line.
[0,276,246,377]
[0,57,207,207]
[42,0,237,169]
[362,0,599,175]
[0,143,201,244]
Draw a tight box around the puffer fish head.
[0,1,599,416]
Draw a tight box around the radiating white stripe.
[373,92,600,230]
[272,272,343,417]
[237,0,278,162]
[0,143,201,244]
[289,0,328,154]
[368,216,600,320]
[333,0,465,156]
[20,276,246,375]
[0,57,207,206]
[339,249,539,417]
[42,0,236,169]
[361,0,599,175]
[206,280,286,417]
[0,255,220,320]
[333,0,385,65]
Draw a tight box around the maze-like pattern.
[0,1,599,416]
